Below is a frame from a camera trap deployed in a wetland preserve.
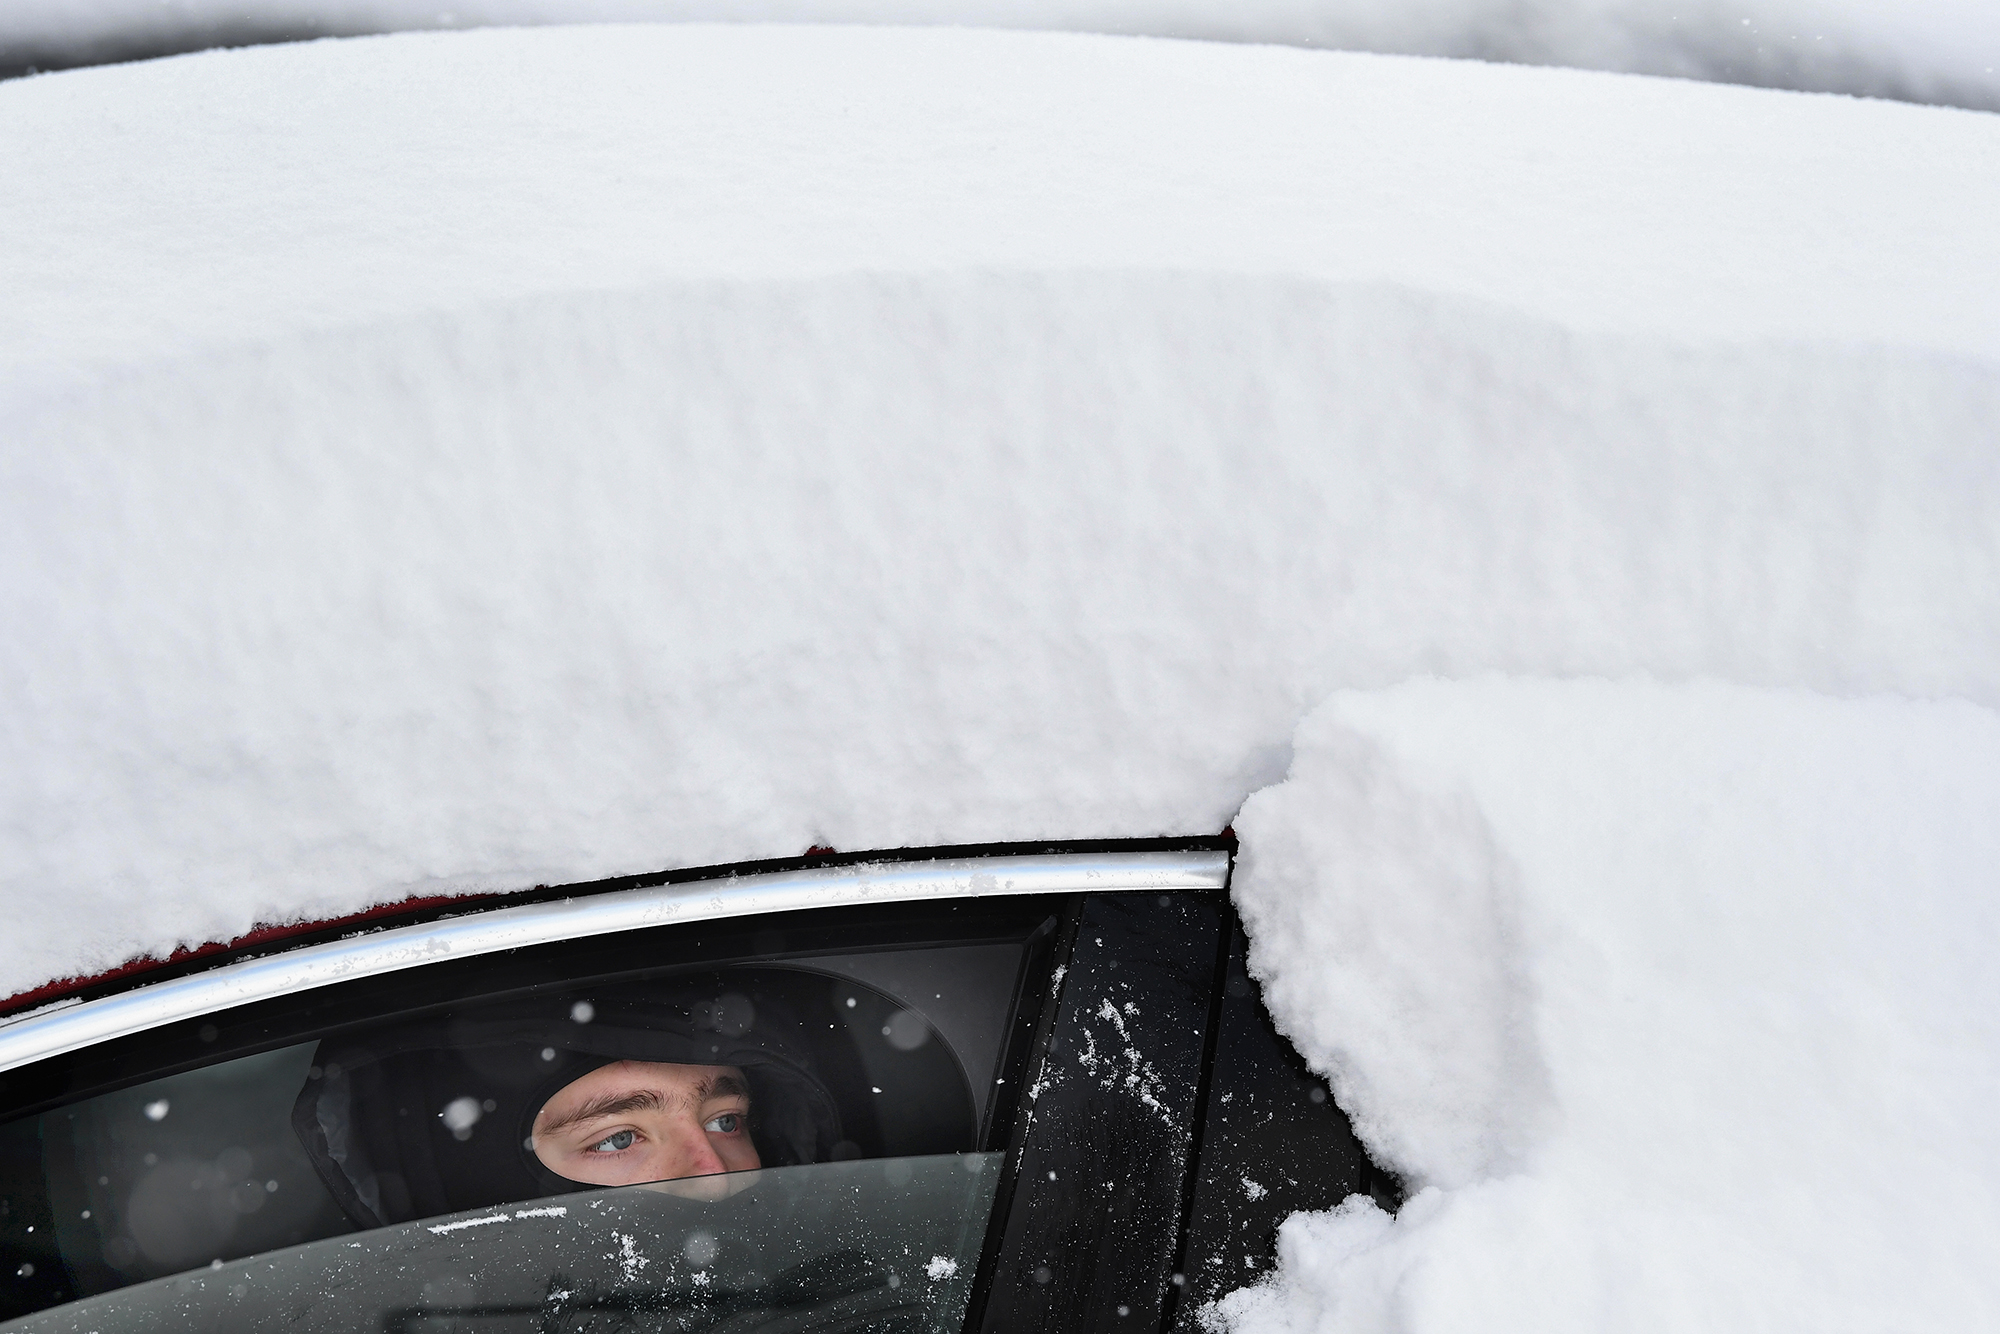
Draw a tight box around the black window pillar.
[973,892,1223,1334]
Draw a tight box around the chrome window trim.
[0,849,1229,1076]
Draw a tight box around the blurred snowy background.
[4,0,1998,109]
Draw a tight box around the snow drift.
[3,24,1997,1332]
[1225,680,2000,1330]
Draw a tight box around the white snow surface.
[11,25,2000,392]
[2,20,1996,977]
[5,1,1999,110]
[3,25,1999,1326]
[1223,679,2000,1330]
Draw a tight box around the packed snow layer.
[4,1,1998,111]
[1224,678,2000,1331]
[3,25,1999,997]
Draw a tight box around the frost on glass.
[2,1153,1000,1333]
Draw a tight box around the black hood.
[292,974,842,1228]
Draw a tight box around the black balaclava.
[291,974,841,1228]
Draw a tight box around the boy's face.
[531,1059,762,1190]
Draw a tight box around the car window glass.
[0,908,1055,1327]
[28,1041,355,1286]
[6,1155,1003,1334]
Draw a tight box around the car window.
[0,898,1060,1329]
[3,1041,355,1290]
[7,1156,1004,1333]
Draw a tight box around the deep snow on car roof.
[3,25,1996,997]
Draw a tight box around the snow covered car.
[5,15,1998,1334]
[0,843,1393,1331]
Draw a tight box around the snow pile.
[4,22,1997,997]
[1229,715,1551,1191]
[3,0,1997,110]
[1225,679,2000,1330]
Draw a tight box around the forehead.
[545,1060,746,1107]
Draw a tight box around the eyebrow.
[538,1072,752,1138]
[539,1089,663,1138]
[698,1072,752,1104]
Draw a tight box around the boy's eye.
[705,1113,743,1135]
[588,1129,637,1153]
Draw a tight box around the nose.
[667,1119,726,1178]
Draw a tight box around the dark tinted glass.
[0,899,1059,1325]
[6,1155,1003,1334]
